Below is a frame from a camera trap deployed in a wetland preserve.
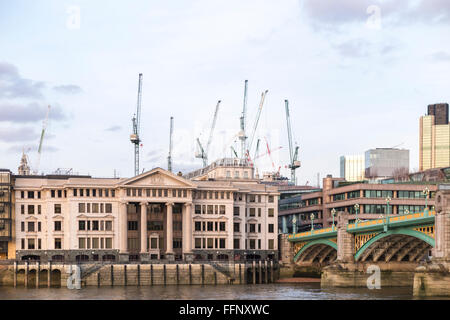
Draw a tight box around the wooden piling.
[270,261,274,283]
[25,262,28,288]
[239,263,242,284]
[189,264,192,285]
[36,262,40,288]
[201,264,205,285]
[176,264,179,285]
[150,264,153,286]
[124,265,127,286]
[163,264,166,286]
[47,262,51,288]
[13,262,17,288]
[97,272,100,287]
[111,265,114,287]
[252,261,256,285]
[264,260,268,284]
[137,264,141,286]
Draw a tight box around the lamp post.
[354,204,360,227]
[292,215,297,234]
[331,208,336,231]
[310,213,315,232]
[385,196,391,231]
[423,187,430,216]
[404,209,410,216]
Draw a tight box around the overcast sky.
[1,0,449,185]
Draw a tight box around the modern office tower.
[340,155,365,182]
[365,148,410,179]
[420,103,450,171]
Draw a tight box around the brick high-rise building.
[428,103,449,125]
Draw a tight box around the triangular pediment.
[119,167,196,187]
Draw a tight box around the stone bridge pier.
[414,189,450,297]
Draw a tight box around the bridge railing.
[287,227,337,242]
[347,210,436,232]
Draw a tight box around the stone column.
[183,202,193,261]
[119,201,128,254]
[282,216,287,234]
[140,202,148,253]
[165,202,174,260]
[336,211,355,264]
[433,191,450,263]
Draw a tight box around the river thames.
[0,283,446,300]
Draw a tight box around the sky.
[0,0,449,186]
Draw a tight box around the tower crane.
[245,90,268,164]
[195,100,221,167]
[168,116,174,172]
[238,80,248,159]
[285,99,300,184]
[130,73,143,176]
[34,105,50,175]
[231,146,239,158]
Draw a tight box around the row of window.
[78,220,113,231]
[232,207,275,217]
[20,191,42,199]
[194,191,231,200]
[194,237,227,249]
[20,238,61,249]
[126,220,182,231]
[79,237,113,249]
[232,239,275,250]
[126,188,187,198]
[194,221,226,232]
[72,189,116,198]
[194,204,226,215]
[20,204,43,214]
[78,203,113,214]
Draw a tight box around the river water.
[0,283,445,300]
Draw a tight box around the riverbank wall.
[0,261,278,287]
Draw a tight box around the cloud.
[53,84,82,94]
[0,102,67,123]
[0,127,38,142]
[429,51,450,62]
[105,125,121,132]
[0,62,45,99]
[302,0,450,29]
[7,145,59,153]
[333,39,371,58]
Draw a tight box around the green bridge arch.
[294,239,337,262]
[354,228,435,261]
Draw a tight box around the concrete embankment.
[0,261,278,287]
[413,264,450,297]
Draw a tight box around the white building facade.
[14,164,279,263]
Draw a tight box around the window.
[148,221,163,231]
[207,238,213,248]
[38,222,41,232]
[128,221,138,231]
[27,191,34,199]
[79,238,86,249]
[268,224,274,233]
[234,239,240,249]
[38,239,41,249]
[78,203,85,213]
[55,238,62,249]
[28,205,34,214]
[51,190,55,198]
[233,207,240,216]
[28,222,35,232]
[54,204,62,214]
[233,223,240,232]
[21,205,24,214]
[105,238,113,249]
[73,189,78,197]
[105,221,112,231]
[268,196,274,203]
[28,239,35,249]
[249,239,255,249]
[195,205,201,214]
[195,221,202,231]
[219,238,225,249]
[249,224,256,233]
[92,220,99,231]
[249,208,255,217]
[219,205,225,215]
[38,191,41,199]
[268,208,274,217]
[21,239,25,249]
[21,222,24,232]
[173,238,182,249]
[173,221,182,231]
[21,191,24,198]
[92,203,99,213]
[195,238,202,249]
[38,205,41,215]
[219,222,226,231]
[92,238,99,249]
[207,205,213,214]
[207,222,214,231]
[54,221,62,231]
[78,220,86,231]
[105,203,112,213]
[149,237,157,249]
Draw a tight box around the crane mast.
[238,80,248,159]
[130,73,143,176]
[34,105,50,175]
[246,90,268,162]
[195,100,221,167]
[168,116,173,172]
[285,99,300,184]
